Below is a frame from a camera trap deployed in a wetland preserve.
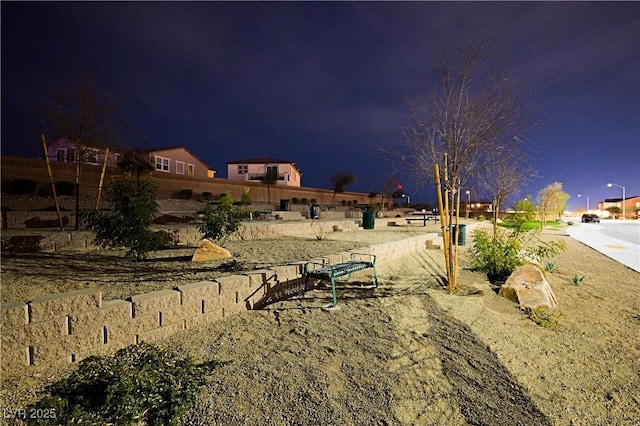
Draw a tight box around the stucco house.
[46,138,215,179]
[226,157,302,187]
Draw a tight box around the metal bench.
[304,253,378,308]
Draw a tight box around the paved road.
[566,220,640,273]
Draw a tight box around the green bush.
[11,179,37,195]
[25,342,228,426]
[470,227,566,283]
[175,189,193,200]
[291,197,299,204]
[198,194,242,243]
[83,177,159,261]
[151,229,180,249]
[55,181,75,196]
[201,191,213,201]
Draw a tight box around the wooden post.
[96,147,109,210]
[41,134,65,230]
[434,164,451,289]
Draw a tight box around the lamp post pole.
[465,190,471,219]
[607,183,626,219]
[577,194,590,211]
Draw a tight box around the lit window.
[155,156,170,172]
[176,161,185,174]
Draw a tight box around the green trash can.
[451,224,467,246]
[363,210,376,230]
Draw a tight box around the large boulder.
[499,264,558,309]
[192,239,232,262]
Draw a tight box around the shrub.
[175,188,193,200]
[151,229,180,249]
[301,198,309,205]
[291,197,299,204]
[470,227,566,283]
[83,177,159,261]
[198,195,242,243]
[25,342,228,426]
[477,215,485,221]
[525,307,560,329]
[11,179,37,195]
[201,191,213,201]
[55,181,75,196]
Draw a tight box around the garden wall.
[0,232,438,376]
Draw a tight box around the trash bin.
[363,210,375,230]
[310,204,320,219]
[451,224,467,246]
[279,199,290,211]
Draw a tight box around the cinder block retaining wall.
[0,232,437,376]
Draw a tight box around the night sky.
[2,2,638,210]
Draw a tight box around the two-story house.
[226,157,302,187]
[46,138,215,179]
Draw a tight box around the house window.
[155,156,170,172]
[266,165,278,175]
[56,149,65,162]
[187,164,195,176]
[176,161,185,175]
[56,149,75,163]
[86,149,99,164]
[237,165,248,174]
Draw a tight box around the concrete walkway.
[566,221,640,273]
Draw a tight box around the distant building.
[226,157,302,187]
[46,138,215,179]
[598,196,640,219]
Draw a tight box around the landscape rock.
[191,239,232,262]
[499,264,558,309]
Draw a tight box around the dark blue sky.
[2,2,638,210]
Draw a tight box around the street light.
[402,194,410,207]
[607,183,626,219]
[465,190,471,219]
[577,194,590,211]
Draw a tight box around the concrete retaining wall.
[0,232,437,376]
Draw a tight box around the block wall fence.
[0,231,439,376]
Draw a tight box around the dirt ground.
[1,222,639,425]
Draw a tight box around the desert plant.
[525,307,560,329]
[83,177,159,261]
[25,342,228,426]
[151,229,180,249]
[310,210,328,240]
[572,274,585,285]
[198,194,242,244]
[544,261,558,273]
[470,227,566,283]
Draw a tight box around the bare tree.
[477,138,534,236]
[393,42,524,293]
[330,172,355,205]
[42,79,126,229]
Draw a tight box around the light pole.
[465,190,471,219]
[402,194,410,207]
[607,183,626,219]
[577,194,590,212]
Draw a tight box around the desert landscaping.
[1,220,639,425]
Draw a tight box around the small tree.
[198,191,242,244]
[330,172,355,205]
[537,182,569,227]
[83,177,159,261]
[261,169,278,204]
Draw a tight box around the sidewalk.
[566,222,640,273]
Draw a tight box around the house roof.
[226,157,295,165]
[603,196,640,203]
[144,146,211,169]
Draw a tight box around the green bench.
[304,253,378,308]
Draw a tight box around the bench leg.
[330,276,338,307]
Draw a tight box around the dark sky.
[2,1,639,210]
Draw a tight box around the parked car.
[581,214,600,223]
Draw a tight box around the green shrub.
[572,274,585,285]
[198,194,242,243]
[11,179,37,195]
[83,177,159,261]
[25,342,228,426]
[175,188,193,200]
[525,307,560,329]
[151,229,180,249]
[301,198,309,205]
[291,197,299,204]
[477,215,485,221]
[201,191,213,201]
[470,227,566,283]
[55,181,75,196]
